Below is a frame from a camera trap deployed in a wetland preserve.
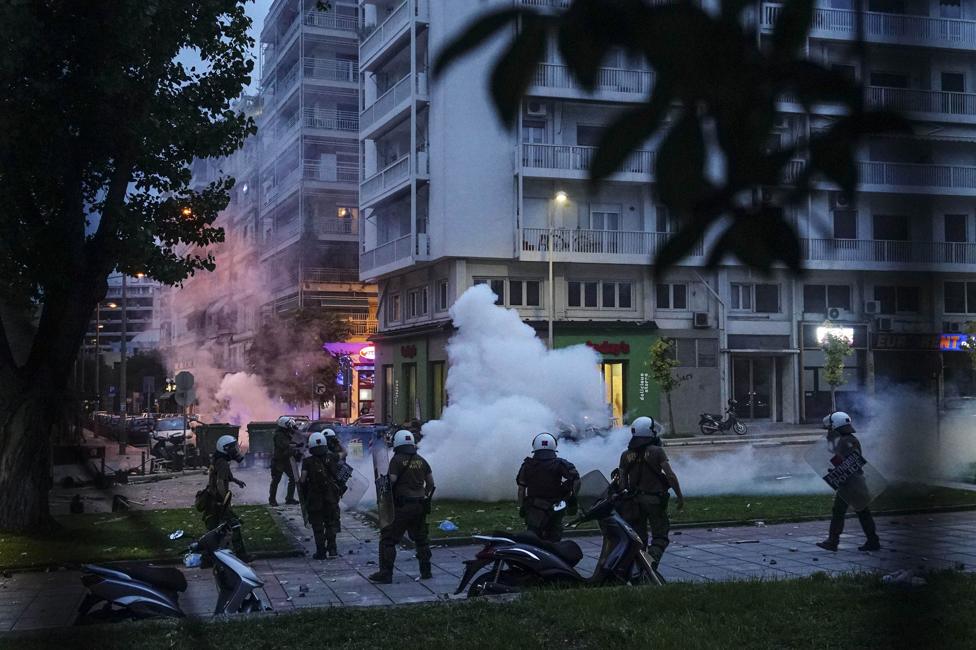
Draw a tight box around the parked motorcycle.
[699,399,748,435]
[456,471,664,597]
[75,523,265,624]
[149,431,186,471]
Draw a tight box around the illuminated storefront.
[322,342,376,422]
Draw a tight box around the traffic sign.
[174,387,196,406]
[315,383,327,395]
[175,371,194,391]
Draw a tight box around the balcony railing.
[519,0,570,7]
[521,143,654,176]
[533,63,653,96]
[762,3,976,49]
[360,233,414,271]
[314,216,359,236]
[303,266,361,283]
[272,218,300,243]
[361,74,413,132]
[361,0,411,63]
[276,111,300,139]
[304,10,358,32]
[276,64,300,103]
[867,86,976,117]
[858,161,976,190]
[302,159,359,183]
[802,238,976,265]
[346,317,379,336]
[303,57,358,83]
[263,167,300,206]
[361,153,412,203]
[304,107,358,132]
[521,227,704,258]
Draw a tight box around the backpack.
[194,488,213,512]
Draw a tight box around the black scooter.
[456,471,664,597]
[699,399,748,435]
[75,523,265,623]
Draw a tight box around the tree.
[248,308,353,407]
[647,338,687,435]
[963,322,976,376]
[0,2,254,532]
[821,325,854,412]
[434,0,909,276]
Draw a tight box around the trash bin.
[194,423,241,466]
[245,421,278,468]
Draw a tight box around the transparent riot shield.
[805,441,887,512]
[371,432,394,529]
[340,465,370,510]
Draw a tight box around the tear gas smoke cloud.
[419,285,833,500]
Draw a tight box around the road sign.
[315,383,327,395]
[108,385,117,396]
[175,371,194,391]
[174,387,196,407]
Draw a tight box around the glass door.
[732,357,774,420]
[601,362,625,425]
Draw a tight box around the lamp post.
[118,273,144,454]
[549,191,568,349]
[95,301,117,412]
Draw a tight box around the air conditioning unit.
[944,321,963,333]
[826,307,853,321]
[693,312,710,329]
[526,101,548,117]
[830,192,853,210]
[863,300,881,315]
[876,316,893,332]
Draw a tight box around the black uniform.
[203,452,247,558]
[826,433,879,546]
[618,438,672,564]
[377,446,433,578]
[301,451,341,558]
[269,427,298,505]
[516,450,579,541]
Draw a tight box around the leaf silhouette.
[433,9,527,78]
[589,90,671,187]
[490,15,549,127]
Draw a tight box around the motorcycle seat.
[115,563,188,593]
[508,532,584,567]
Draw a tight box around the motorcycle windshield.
[577,470,610,514]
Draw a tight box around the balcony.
[302,159,359,185]
[867,86,976,122]
[530,63,652,101]
[360,73,428,137]
[303,57,358,85]
[304,9,358,33]
[359,233,414,275]
[360,151,428,206]
[858,160,976,195]
[518,0,570,8]
[303,107,358,133]
[802,238,976,269]
[520,143,654,182]
[345,316,379,336]
[263,167,300,207]
[520,227,704,264]
[314,216,359,237]
[761,3,976,51]
[302,267,362,283]
[360,0,428,70]
[275,64,300,105]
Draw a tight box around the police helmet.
[308,431,328,456]
[630,416,660,438]
[216,434,242,460]
[823,411,855,435]
[323,428,337,438]
[393,429,415,450]
[532,432,557,452]
[276,415,296,430]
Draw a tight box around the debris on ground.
[882,569,927,588]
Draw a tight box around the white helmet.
[322,428,337,438]
[309,431,328,448]
[393,429,415,449]
[276,416,295,430]
[823,411,855,434]
[532,432,557,452]
[631,416,660,438]
[216,434,239,457]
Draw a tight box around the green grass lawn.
[6,572,976,649]
[426,484,976,539]
[0,506,292,570]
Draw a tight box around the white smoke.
[419,285,834,500]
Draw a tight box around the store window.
[655,283,687,310]
[601,361,625,424]
[403,364,418,422]
[430,361,446,419]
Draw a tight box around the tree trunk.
[666,391,676,436]
[0,375,57,532]
[830,387,836,413]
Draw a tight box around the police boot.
[327,537,339,559]
[858,537,881,552]
[368,571,393,584]
[312,532,328,560]
[284,483,299,505]
[419,561,432,580]
[268,484,279,507]
[816,537,839,552]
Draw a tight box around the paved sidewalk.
[2,509,974,633]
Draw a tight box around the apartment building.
[84,272,161,357]
[359,0,976,431]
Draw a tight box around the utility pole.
[119,274,128,454]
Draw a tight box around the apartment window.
[942,72,966,92]
[873,214,910,241]
[522,119,546,144]
[804,284,851,313]
[946,214,968,243]
[476,278,542,308]
[437,280,449,312]
[833,210,858,239]
[656,284,688,310]
[577,124,604,147]
[389,293,401,322]
[731,283,780,313]
[511,280,523,306]
[832,64,857,82]
[874,285,920,314]
[671,338,719,368]
[590,206,620,231]
[656,205,678,233]
[941,0,962,18]
[944,281,976,314]
[869,72,908,89]
[474,278,506,305]
[407,289,427,319]
[568,280,630,308]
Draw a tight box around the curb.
[664,435,822,449]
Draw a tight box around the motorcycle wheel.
[699,422,718,435]
[467,570,522,597]
[733,421,748,435]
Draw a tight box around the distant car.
[307,420,343,433]
[352,413,375,425]
[153,416,196,446]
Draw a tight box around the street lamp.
[94,301,116,412]
[548,191,568,349]
[118,273,143,454]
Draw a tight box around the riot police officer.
[269,416,300,506]
[369,430,435,584]
[300,432,341,560]
[203,435,249,560]
[516,432,580,541]
[816,411,880,552]
[323,428,347,461]
[618,416,684,569]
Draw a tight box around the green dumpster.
[245,421,278,467]
[195,423,241,462]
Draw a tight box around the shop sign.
[638,372,651,402]
[586,340,630,356]
[872,333,941,351]
[940,333,971,351]
[359,344,375,361]
[401,344,417,358]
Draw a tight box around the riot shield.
[371,433,394,529]
[805,442,887,512]
[341,466,370,510]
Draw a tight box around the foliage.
[647,338,687,432]
[247,307,353,406]
[820,323,854,411]
[963,321,976,371]
[433,0,910,276]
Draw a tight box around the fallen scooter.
[75,523,265,623]
[456,470,664,597]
